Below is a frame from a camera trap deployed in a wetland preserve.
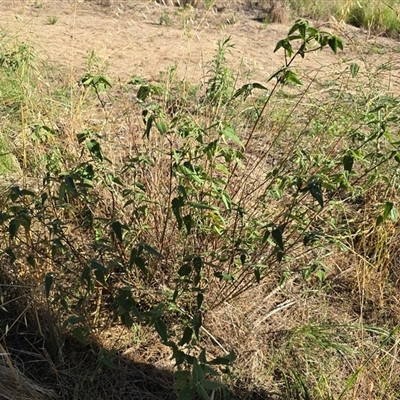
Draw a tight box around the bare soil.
[0,0,399,92]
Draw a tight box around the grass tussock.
[0,4,400,400]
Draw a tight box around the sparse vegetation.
[1,1,400,400]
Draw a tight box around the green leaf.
[179,327,193,346]
[215,163,229,174]
[27,255,36,268]
[156,120,167,134]
[350,62,359,78]
[193,256,203,274]
[87,139,104,162]
[193,358,205,382]
[112,221,123,243]
[283,70,302,85]
[262,230,270,244]
[327,35,344,54]
[201,380,224,390]
[172,197,184,230]
[134,256,149,276]
[143,112,155,139]
[390,206,398,222]
[137,85,151,102]
[5,248,16,263]
[174,370,191,386]
[44,274,53,298]
[183,214,193,234]
[316,269,325,282]
[94,269,106,285]
[177,386,195,400]
[72,327,88,345]
[193,313,202,339]
[197,293,204,309]
[214,272,235,281]
[129,247,137,268]
[342,154,354,172]
[221,125,244,148]
[383,202,393,220]
[232,82,268,99]
[187,201,214,210]
[199,348,207,363]
[9,219,19,240]
[208,350,236,365]
[254,268,261,283]
[308,177,324,208]
[196,384,211,400]
[141,242,164,258]
[272,226,284,251]
[178,264,192,276]
[155,318,168,344]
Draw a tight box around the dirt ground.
[0,0,399,92]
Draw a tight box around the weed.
[160,9,172,26]
[47,16,58,25]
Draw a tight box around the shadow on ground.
[0,272,279,400]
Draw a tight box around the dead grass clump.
[0,345,56,400]
[268,0,290,24]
